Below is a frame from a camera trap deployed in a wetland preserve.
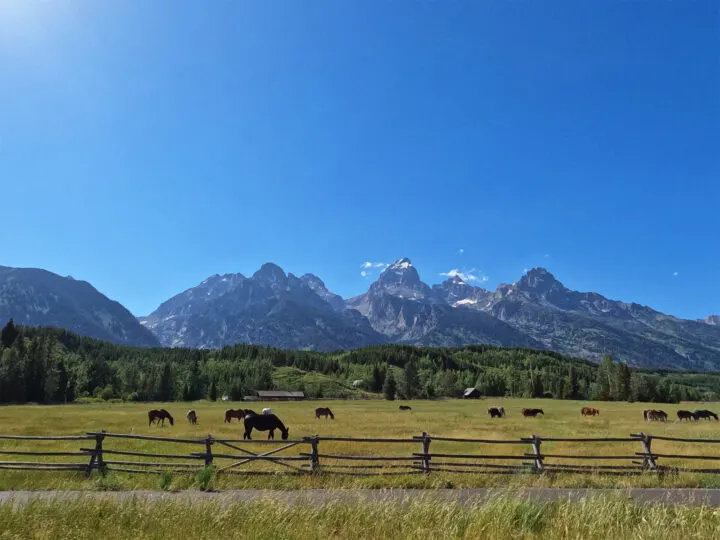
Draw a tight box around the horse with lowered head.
[224,409,246,423]
[244,413,289,440]
[677,410,697,421]
[186,410,198,424]
[148,409,174,427]
[488,407,505,418]
[581,407,599,416]
[695,409,719,421]
[316,407,334,420]
[522,408,544,417]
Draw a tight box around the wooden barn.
[253,390,305,401]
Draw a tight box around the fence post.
[638,432,657,471]
[531,435,544,473]
[309,436,320,474]
[204,435,214,468]
[88,431,105,477]
[421,432,431,474]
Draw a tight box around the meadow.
[1,495,720,539]
[1,398,720,490]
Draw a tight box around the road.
[2,488,720,506]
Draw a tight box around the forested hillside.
[1,320,719,404]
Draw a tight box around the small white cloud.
[360,270,368,277]
[523,268,529,274]
[458,248,464,255]
[440,268,488,283]
[361,261,386,269]
[673,271,679,277]
[543,253,550,259]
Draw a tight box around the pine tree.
[208,379,218,402]
[157,363,174,401]
[383,370,397,401]
[0,319,18,349]
[403,359,419,399]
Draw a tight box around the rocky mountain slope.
[0,266,159,347]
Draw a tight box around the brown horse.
[488,407,505,418]
[243,413,289,440]
[677,410,697,421]
[148,409,174,427]
[694,409,719,421]
[186,409,198,424]
[315,407,335,420]
[581,407,599,416]
[224,409,246,423]
[521,408,544,417]
[645,409,668,422]
[399,405,412,411]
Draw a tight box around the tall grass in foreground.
[1,496,720,539]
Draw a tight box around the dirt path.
[2,488,720,506]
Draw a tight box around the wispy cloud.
[440,268,489,283]
[458,248,464,255]
[673,271,679,277]
[360,270,368,278]
[523,268,529,274]
[361,261,387,269]
[543,253,550,259]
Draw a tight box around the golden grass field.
[2,495,720,540]
[1,398,720,490]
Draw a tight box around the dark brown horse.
[224,409,246,423]
[148,409,174,427]
[243,413,289,440]
[488,407,505,418]
[521,408,544,417]
[677,410,697,421]
[581,407,599,416]
[399,405,412,411]
[695,409,719,421]
[315,407,335,420]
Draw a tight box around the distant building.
[253,390,305,401]
[463,388,481,399]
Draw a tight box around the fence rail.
[3,431,720,477]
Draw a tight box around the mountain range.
[2,260,719,370]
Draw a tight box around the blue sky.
[1,1,718,318]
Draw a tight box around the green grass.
[1,398,720,490]
[1,495,720,539]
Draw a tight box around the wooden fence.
[3,432,720,477]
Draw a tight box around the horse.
[186,409,198,425]
[243,413,289,440]
[521,408,544,417]
[695,409,719,421]
[646,410,667,422]
[148,409,174,427]
[315,407,335,420]
[262,408,273,415]
[399,405,412,411]
[677,410,697,421]
[581,407,599,416]
[488,407,505,418]
[224,409,246,423]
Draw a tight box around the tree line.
[1,320,718,404]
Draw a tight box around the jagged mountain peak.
[517,267,563,292]
[386,257,413,270]
[252,262,287,283]
[705,315,720,326]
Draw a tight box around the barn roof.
[463,387,479,396]
[255,390,305,398]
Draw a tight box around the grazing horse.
[677,410,697,421]
[186,410,198,425]
[695,409,719,421]
[488,407,505,418]
[646,410,668,422]
[581,407,599,416]
[399,405,412,411]
[224,409,246,423]
[148,409,174,427]
[521,408,544,417]
[262,408,273,415]
[315,407,335,420]
[243,413,289,440]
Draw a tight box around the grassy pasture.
[2,495,720,539]
[1,398,720,490]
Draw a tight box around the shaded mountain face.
[347,259,539,348]
[0,266,159,347]
[141,263,384,350]
[432,275,489,307]
[467,268,720,370]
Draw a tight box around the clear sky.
[1,1,718,319]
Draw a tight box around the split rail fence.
[2,432,720,477]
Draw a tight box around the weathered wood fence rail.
[3,432,720,477]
